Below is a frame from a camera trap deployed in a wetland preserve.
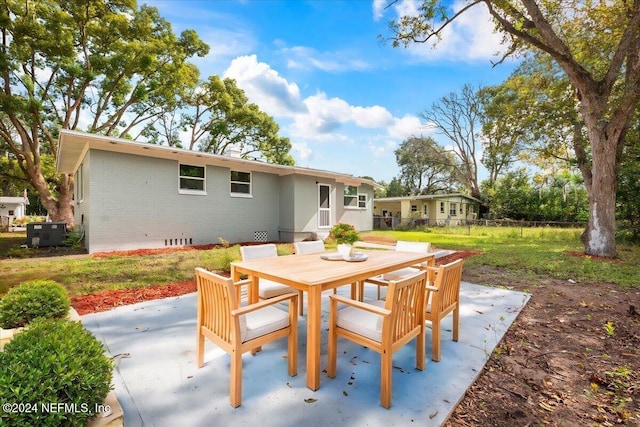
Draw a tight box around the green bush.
[0,318,113,426]
[0,280,71,329]
[328,223,360,245]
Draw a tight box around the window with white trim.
[450,203,457,216]
[344,185,357,208]
[358,194,366,208]
[344,186,366,209]
[230,170,251,196]
[75,165,84,202]
[179,164,205,193]
[440,202,445,213]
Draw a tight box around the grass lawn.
[1,227,638,297]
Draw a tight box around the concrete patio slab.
[83,282,529,426]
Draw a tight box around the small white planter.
[0,326,23,350]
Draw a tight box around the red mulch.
[71,249,482,315]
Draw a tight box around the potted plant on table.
[328,223,360,256]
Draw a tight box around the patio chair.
[327,270,426,408]
[195,267,298,408]
[424,258,464,362]
[240,244,304,315]
[293,240,326,255]
[365,240,435,300]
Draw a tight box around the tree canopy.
[0,0,295,225]
[386,0,640,257]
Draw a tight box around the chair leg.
[327,300,338,378]
[377,285,381,300]
[229,349,243,408]
[288,297,299,377]
[431,318,441,362]
[380,351,392,409]
[416,327,425,371]
[453,306,460,342]
[196,330,205,368]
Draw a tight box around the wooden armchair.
[424,259,464,362]
[365,240,435,300]
[241,244,304,315]
[327,270,427,408]
[195,267,298,408]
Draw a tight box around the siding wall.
[83,150,280,253]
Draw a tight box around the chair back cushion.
[240,244,278,261]
[293,240,325,254]
[395,240,431,253]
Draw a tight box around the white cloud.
[387,114,425,139]
[369,140,397,158]
[282,46,371,73]
[352,105,394,128]
[372,0,387,20]
[291,141,314,162]
[223,55,307,117]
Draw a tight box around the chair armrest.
[425,285,439,292]
[231,292,298,316]
[365,276,389,286]
[234,278,252,288]
[329,294,391,317]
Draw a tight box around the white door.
[318,184,331,228]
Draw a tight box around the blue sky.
[145,0,519,183]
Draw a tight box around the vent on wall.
[164,237,193,246]
[254,231,268,242]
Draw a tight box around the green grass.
[1,227,638,297]
[361,227,640,288]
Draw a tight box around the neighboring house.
[0,195,29,231]
[56,129,378,254]
[373,194,481,228]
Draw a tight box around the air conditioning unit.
[26,222,67,248]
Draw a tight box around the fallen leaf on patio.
[429,411,438,419]
[286,382,292,388]
[304,398,317,404]
[343,390,348,396]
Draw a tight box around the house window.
[344,186,358,208]
[230,171,251,197]
[179,164,205,193]
[450,203,457,216]
[76,165,84,202]
[423,204,428,215]
[358,194,366,208]
[440,202,445,213]
[411,205,417,212]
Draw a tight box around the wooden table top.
[231,250,433,290]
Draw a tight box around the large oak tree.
[385,0,640,257]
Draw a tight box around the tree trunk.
[30,170,75,228]
[580,128,618,257]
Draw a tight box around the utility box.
[26,222,67,248]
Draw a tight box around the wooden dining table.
[230,249,434,391]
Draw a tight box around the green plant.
[0,318,113,426]
[604,321,615,336]
[0,279,71,328]
[328,223,360,245]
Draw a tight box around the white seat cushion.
[336,300,386,342]
[381,267,420,281]
[240,306,290,342]
[258,279,294,299]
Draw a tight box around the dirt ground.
[69,242,640,426]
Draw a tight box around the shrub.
[328,223,360,245]
[0,318,113,426]
[0,280,71,329]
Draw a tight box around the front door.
[318,184,331,228]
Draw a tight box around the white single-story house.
[373,193,482,228]
[0,195,29,231]
[56,129,379,254]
